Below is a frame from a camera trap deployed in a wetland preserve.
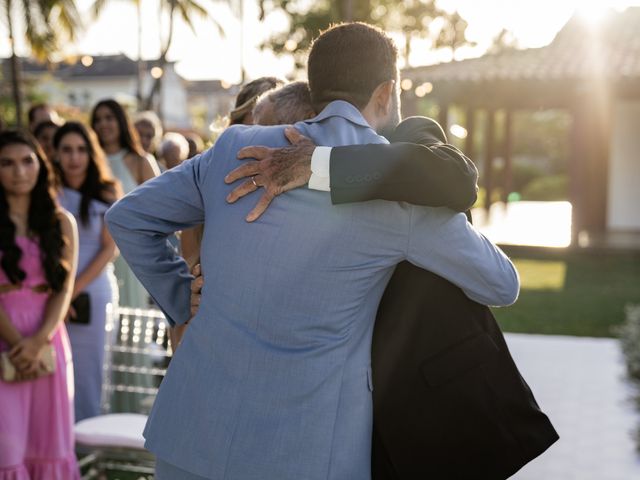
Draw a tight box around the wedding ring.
[251,176,259,187]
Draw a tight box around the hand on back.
[225,127,316,222]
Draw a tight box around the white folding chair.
[75,305,172,479]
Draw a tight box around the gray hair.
[253,81,316,125]
[159,132,189,160]
[134,111,163,147]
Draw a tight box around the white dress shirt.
[308,146,332,191]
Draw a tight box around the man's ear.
[372,80,395,116]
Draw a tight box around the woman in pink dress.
[0,130,80,479]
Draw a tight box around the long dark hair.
[0,130,69,292]
[53,122,122,226]
[90,99,144,157]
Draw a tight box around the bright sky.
[1,0,639,82]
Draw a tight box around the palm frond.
[21,0,52,58]
[90,0,109,20]
[50,0,83,40]
[176,0,224,36]
[180,0,209,18]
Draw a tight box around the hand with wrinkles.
[190,263,204,319]
[225,127,316,222]
[168,263,203,351]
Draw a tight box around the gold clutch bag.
[1,343,56,382]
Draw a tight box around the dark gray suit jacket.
[331,117,558,479]
[329,116,478,211]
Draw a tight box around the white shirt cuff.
[308,146,332,191]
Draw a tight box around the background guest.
[252,81,316,125]
[229,76,285,125]
[185,132,204,159]
[159,132,189,170]
[156,132,198,268]
[27,103,62,133]
[0,130,80,479]
[33,120,60,163]
[53,121,122,421]
[134,111,163,159]
[90,99,159,308]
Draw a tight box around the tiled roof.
[405,7,640,84]
[64,54,140,77]
[3,54,174,79]
[187,79,231,94]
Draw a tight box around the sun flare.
[576,3,611,25]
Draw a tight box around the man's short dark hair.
[254,81,316,125]
[308,22,398,112]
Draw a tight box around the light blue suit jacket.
[106,101,519,480]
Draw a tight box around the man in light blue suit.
[106,23,520,480]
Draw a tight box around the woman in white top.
[90,99,159,308]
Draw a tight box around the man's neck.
[360,103,382,132]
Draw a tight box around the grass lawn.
[492,249,640,338]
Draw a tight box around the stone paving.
[505,334,640,480]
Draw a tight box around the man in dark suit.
[199,108,558,477]
[366,118,559,479]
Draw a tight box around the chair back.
[102,305,173,414]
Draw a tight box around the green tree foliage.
[432,10,476,58]
[513,110,571,173]
[521,174,568,201]
[1,0,81,127]
[258,0,474,69]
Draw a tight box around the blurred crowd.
[0,76,306,479]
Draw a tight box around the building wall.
[608,100,640,231]
[27,66,191,128]
[187,91,235,133]
[159,69,190,129]
[62,78,137,111]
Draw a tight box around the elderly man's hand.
[170,263,202,352]
[190,263,203,319]
[225,127,316,222]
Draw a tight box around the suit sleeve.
[105,148,215,326]
[329,142,478,212]
[406,208,520,307]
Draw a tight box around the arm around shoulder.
[407,208,519,307]
[329,142,478,211]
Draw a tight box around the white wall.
[159,69,190,129]
[62,78,136,110]
[30,67,191,128]
[607,101,640,231]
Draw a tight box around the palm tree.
[91,0,223,114]
[1,0,81,127]
[143,0,221,112]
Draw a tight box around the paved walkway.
[505,334,640,480]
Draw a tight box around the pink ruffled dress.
[0,236,80,480]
